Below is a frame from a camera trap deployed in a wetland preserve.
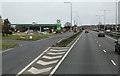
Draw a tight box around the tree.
[2,18,11,37]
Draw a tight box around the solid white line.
[42,55,62,59]
[49,31,84,76]
[37,60,59,66]
[103,50,106,53]
[16,47,51,75]
[106,35,117,41]
[28,67,52,74]
[111,60,116,66]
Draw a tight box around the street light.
[64,2,72,32]
[100,10,111,31]
[115,0,118,32]
[96,15,104,31]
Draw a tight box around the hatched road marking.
[37,60,59,66]
[47,52,65,55]
[42,55,62,59]
[28,67,52,74]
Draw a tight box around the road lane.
[2,32,73,74]
[54,31,118,74]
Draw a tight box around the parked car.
[115,38,120,54]
[85,30,89,33]
[106,30,111,33]
[98,31,105,37]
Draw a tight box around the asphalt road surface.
[54,31,119,75]
[2,32,73,74]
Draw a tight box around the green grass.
[52,31,82,47]
[0,41,19,50]
[2,33,60,40]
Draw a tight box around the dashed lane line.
[28,67,52,74]
[99,44,101,47]
[37,60,59,66]
[111,60,116,66]
[103,50,106,53]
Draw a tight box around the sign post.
[57,20,61,32]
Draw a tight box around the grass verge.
[0,41,19,51]
[2,33,60,41]
[52,31,82,47]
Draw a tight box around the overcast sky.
[1,0,119,26]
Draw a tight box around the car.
[98,31,105,37]
[106,30,111,33]
[85,30,89,33]
[115,38,120,54]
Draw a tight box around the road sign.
[57,20,61,24]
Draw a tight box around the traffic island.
[52,31,82,47]
[0,41,19,51]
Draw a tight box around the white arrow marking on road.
[37,60,59,66]
[42,55,62,59]
[47,52,65,55]
[50,49,67,52]
[103,50,106,53]
[28,67,52,74]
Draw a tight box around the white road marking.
[49,31,84,76]
[37,60,59,66]
[99,44,101,47]
[17,47,51,75]
[1,48,14,53]
[50,49,67,52]
[95,39,96,40]
[103,50,106,53]
[106,35,117,41]
[47,52,65,55]
[97,41,98,43]
[42,55,62,59]
[28,67,52,74]
[111,60,116,66]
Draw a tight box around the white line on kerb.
[106,35,117,41]
[111,60,116,66]
[49,31,84,76]
[103,50,106,53]
[16,47,51,76]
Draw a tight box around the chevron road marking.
[49,49,67,52]
[47,52,65,55]
[37,60,59,66]
[28,67,52,74]
[42,55,62,59]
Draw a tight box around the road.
[2,32,73,74]
[54,31,118,75]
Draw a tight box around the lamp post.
[115,0,118,32]
[64,2,72,32]
[96,15,104,31]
